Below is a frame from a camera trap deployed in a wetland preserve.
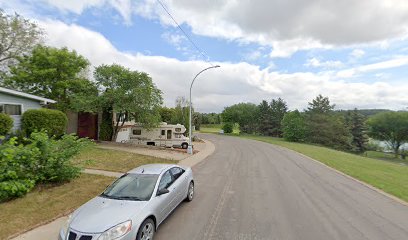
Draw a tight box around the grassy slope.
[0,174,114,240]
[241,135,408,202]
[73,147,177,172]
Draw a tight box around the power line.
[156,0,214,66]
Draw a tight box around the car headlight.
[98,220,132,240]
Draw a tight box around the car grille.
[68,231,93,240]
[79,236,93,240]
[68,232,77,240]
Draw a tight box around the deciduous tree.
[281,110,306,142]
[367,111,408,157]
[94,64,163,141]
[222,103,259,133]
[0,10,42,71]
[4,45,96,112]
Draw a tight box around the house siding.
[0,92,43,131]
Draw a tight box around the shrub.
[29,131,93,183]
[0,131,92,201]
[0,137,39,202]
[222,122,234,133]
[0,113,13,135]
[22,108,67,137]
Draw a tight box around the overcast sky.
[2,0,408,112]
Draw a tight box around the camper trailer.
[115,122,190,149]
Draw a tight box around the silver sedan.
[59,164,194,240]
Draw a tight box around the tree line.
[221,95,408,156]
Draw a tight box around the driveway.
[154,134,408,240]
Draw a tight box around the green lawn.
[0,174,114,240]
[199,124,240,134]
[364,150,408,165]
[73,146,177,172]
[238,134,408,203]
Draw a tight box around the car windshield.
[101,174,159,201]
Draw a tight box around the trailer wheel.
[181,143,188,149]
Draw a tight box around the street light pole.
[187,65,220,154]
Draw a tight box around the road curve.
[155,134,408,240]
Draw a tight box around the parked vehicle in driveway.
[59,164,194,240]
[116,122,190,149]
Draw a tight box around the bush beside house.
[22,109,67,137]
[0,114,14,136]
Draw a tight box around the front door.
[77,112,98,140]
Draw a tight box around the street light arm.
[188,65,220,154]
[190,65,220,92]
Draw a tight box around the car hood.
[70,196,147,233]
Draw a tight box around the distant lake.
[370,139,408,151]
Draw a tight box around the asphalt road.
[155,134,408,240]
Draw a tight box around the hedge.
[0,113,13,135]
[22,109,67,137]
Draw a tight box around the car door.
[156,170,178,223]
[170,167,188,203]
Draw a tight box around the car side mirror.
[157,188,170,196]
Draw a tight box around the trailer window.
[161,130,165,135]
[175,128,181,132]
[133,129,141,135]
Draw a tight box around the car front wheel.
[186,181,194,202]
[181,143,188,149]
[136,218,155,240]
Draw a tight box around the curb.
[179,139,216,167]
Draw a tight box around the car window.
[101,174,159,201]
[170,167,185,180]
[158,171,173,191]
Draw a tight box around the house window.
[0,104,22,115]
[133,129,142,135]
[161,130,165,135]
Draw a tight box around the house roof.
[0,87,56,104]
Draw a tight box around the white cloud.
[135,0,408,57]
[337,56,408,78]
[8,0,408,57]
[42,0,132,24]
[161,32,187,50]
[44,0,105,14]
[305,58,344,69]
[38,20,408,112]
[350,49,365,59]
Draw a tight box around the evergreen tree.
[307,94,335,114]
[345,109,369,152]
[270,98,288,137]
[258,100,272,135]
[305,95,352,150]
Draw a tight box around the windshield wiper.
[116,196,143,201]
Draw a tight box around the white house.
[0,87,56,131]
